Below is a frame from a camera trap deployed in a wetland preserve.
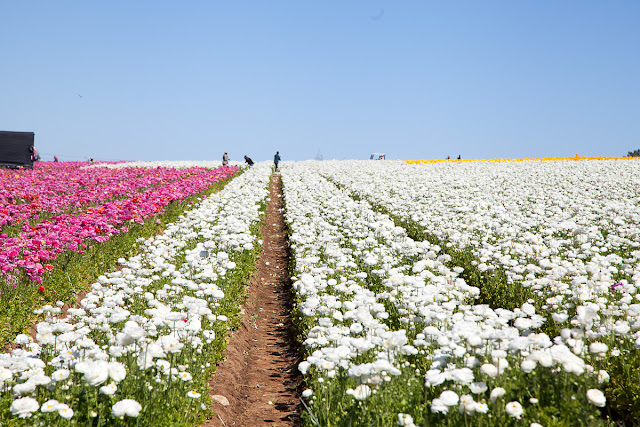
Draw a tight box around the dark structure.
[0,131,35,169]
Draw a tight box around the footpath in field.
[204,174,302,427]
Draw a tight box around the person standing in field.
[222,151,229,166]
[273,151,281,171]
[244,155,254,167]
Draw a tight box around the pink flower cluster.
[0,163,238,283]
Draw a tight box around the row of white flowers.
[312,160,640,346]
[282,162,611,425]
[0,163,271,424]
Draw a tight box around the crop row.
[0,163,238,282]
[0,163,271,425]
[282,163,616,426]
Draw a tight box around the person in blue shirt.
[274,151,281,171]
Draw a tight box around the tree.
[626,149,640,157]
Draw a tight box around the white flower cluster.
[315,160,640,346]
[283,162,610,423]
[0,163,271,422]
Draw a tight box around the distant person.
[273,151,281,171]
[457,155,461,160]
[54,156,59,162]
[89,157,94,163]
[222,151,229,166]
[447,156,450,160]
[244,155,254,167]
[30,147,40,162]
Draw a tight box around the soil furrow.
[204,174,302,427]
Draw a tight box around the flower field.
[0,161,271,424]
[3,158,640,425]
[284,159,640,426]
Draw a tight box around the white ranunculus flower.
[430,398,449,414]
[0,367,13,382]
[521,359,537,373]
[100,383,118,395]
[480,364,498,378]
[13,382,36,396]
[10,397,40,418]
[57,403,74,419]
[41,399,60,412]
[589,342,608,355]
[597,370,610,384]
[505,401,523,418]
[469,382,487,394]
[347,384,372,400]
[586,389,606,407]
[84,361,110,386]
[111,399,143,417]
[108,362,127,382]
[397,413,415,426]
[51,369,70,382]
[490,387,506,403]
[439,390,459,406]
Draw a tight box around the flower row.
[281,164,607,425]
[0,163,271,424]
[0,163,239,282]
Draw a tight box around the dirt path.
[204,174,302,427]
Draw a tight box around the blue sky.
[2,1,639,162]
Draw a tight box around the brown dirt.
[203,174,303,427]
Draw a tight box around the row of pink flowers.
[0,162,211,228]
[0,163,238,283]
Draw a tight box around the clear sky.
[2,1,639,162]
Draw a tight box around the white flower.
[586,389,606,407]
[10,397,40,418]
[430,398,449,414]
[179,371,193,381]
[521,359,537,373]
[475,402,488,413]
[346,384,372,400]
[100,383,118,395]
[597,370,610,384]
[57,403,74,419]
[298,361,311,375]
[13,382,36,396]
[505,401,523,418]
[0,367,13,382]
[84,366,109,386]
[480,364,498,378]
[111,399,143,417]
[458,394,477,415]
[469,382,487,394]
[302,389,314,398]
[28,374,51,386]
[187,390,201,399]
[51,369,70,382]
[490,387,506,403]
[439,390,459,406]
[589,342,608,355]
[109,362,127,383]
[451,367,474,384]
[41,399,60,412]
[397,413,415,426]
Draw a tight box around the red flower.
[38,286,45,293]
